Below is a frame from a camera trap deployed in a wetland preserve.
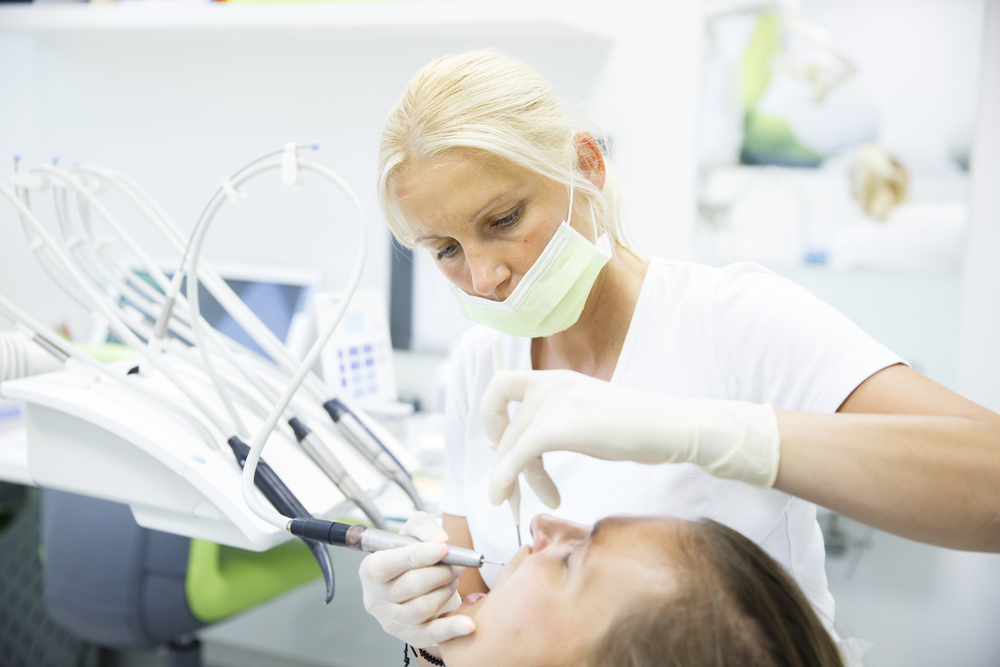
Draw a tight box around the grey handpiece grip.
[360,529,485,568]
[299,432,389,530]
[336,414,428,512]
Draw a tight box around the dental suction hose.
[287,518,493,569]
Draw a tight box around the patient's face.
[439,515,683,667]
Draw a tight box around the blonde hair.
[851,144,908,221]
[378,50,632,252]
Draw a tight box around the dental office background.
[1,0,999,666]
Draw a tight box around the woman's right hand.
[358,512,476,647]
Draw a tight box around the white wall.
[802,0,985,171]
[956,0,1000,412]
[1,2,705,357]
[0,8,614,340]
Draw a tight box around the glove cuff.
[684,400,781,488]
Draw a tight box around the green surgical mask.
[449,187,613,338]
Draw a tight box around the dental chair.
[40,489,322,667]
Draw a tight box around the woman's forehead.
[393,151,536,237]
[395,150,521,197]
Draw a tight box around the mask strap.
[567,167,575,224]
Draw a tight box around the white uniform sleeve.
[711,263,905,413]
[440,336,474,517]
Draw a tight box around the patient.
[437,514,844,667]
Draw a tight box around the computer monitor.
[98,262,318,362]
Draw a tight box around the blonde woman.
[358,51,1000,665]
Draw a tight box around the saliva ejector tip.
[309,141,320,151]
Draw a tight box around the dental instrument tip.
[484,560,505,567]
[12,154,20,163]
[51,155,59,164]
[310,142,320,150]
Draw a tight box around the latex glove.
[482,370,780,508]
[359,512,474,647]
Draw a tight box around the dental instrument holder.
[0,153,420,558]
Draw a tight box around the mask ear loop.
[569,163,601,245]
[566,166,575,225]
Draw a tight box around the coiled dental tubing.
[27,155,391,529]
[164,145,425,514]
[2,170,341,601]
[178,146,487,576]
[3,145,449,602]
[76,154,418,521]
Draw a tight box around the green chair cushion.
[186,538,321,623]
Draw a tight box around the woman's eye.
[436,243,458,261]
[492,208,521,228]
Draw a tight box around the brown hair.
[589,520,844,667]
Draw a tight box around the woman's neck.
[531,247,649,381]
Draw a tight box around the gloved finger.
[490,427,562,505]
[408,614,476,649]
[486,407,541,506]
[383,564,463,604]
[491,395,541,463]
[389,577,461,626]
[523,457,560,509]
[359,541,449,584]
[400,511,449,543]
[481,371,536,444]
[440,590,462,616]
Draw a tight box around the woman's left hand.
[481,369,781,508]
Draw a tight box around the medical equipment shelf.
[0,361,409,552]
[0,0,611,44]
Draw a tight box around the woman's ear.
[574,132,606,192]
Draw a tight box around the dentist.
[358,50,1000,663]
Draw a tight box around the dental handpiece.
[322,398,427,513]
[288,518,503,568]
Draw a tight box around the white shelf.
[0,0,610,43]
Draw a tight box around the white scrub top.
[440,259,903,632]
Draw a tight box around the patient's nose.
[529,514,590,552]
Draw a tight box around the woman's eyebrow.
[411,188,516,243]
[589,519,607,542]
[468,187,516,222]
[573,520,607,571]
